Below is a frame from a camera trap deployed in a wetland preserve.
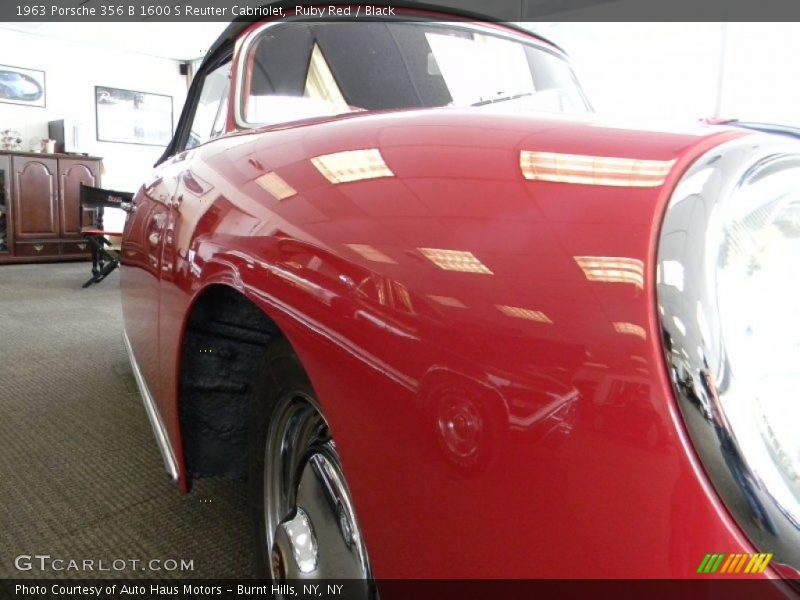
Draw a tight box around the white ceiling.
[0,21,229,61]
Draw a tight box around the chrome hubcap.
[264,396,371,594]
[273,506,318,576]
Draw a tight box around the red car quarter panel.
[120,13,799,584]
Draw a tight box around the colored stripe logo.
[697,553,773,574]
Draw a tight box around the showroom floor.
[0,263,251,579]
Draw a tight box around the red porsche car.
[119,6,800,588]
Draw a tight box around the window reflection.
[311,149,394,184]
[496,305,553,324]
[613,322,647,339]
[346,243,397,264]
[255,171,297,200]
[520,151,674,187]
[427,294,467,308]
[418,248,493,274]
[574,256,644,288]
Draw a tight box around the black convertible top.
[202,1,563,72]
[157,2,563,165]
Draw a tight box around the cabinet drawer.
[61,240,91,256]
[15,241,60,257]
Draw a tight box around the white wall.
[0,28,188,192]
[4,22,797,197]
[531,22,800,127]
[721,23,800,126]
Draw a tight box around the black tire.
[247,337,372,593]
[248,336,314,578]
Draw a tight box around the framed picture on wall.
[95,86,173,146]
[0,64,46,108]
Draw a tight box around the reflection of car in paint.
[0,70,42,101]
[118,5,800,587]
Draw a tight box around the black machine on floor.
[79,184,133,288]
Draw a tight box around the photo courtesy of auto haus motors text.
[13,584,346,598]
[1,0,799,598]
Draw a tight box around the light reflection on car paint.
[121,70,759,574]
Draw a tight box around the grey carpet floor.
[0,263,251,579]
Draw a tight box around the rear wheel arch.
[178,283,283,484]
[178,283,373,582]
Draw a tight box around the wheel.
[249,338,373,596]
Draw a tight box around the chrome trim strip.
[657,134,800,572]
[233,19,576,131]
[123,331,179,483]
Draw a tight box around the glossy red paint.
[120,17,776,580]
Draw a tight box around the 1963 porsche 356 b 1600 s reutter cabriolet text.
[119,5,800,589]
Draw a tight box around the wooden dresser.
[0,151,103,263]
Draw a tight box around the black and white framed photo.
[0,64,46,108]
[95,86,173,146]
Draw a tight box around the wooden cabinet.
[0,151,103,263]
[13,156,58,240]
[0,155,9,256]
[59,159,100,238]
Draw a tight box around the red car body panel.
[120,18,776,580]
